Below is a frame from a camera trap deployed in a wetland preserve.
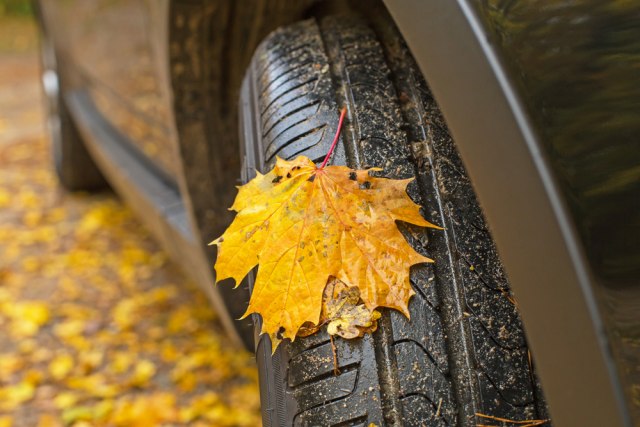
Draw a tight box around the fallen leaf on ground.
[49,353,74,380]
[128,359,156,387]
[111,393,177,427]
[6,301,50,337]
[36,414,61,427]
[0,38,273,424]
[0,380,36,410]
[0,354,23,377]
[298,277,381,339]
[213,151,439,344]
[53,392,79,410]
[61,406,94,425]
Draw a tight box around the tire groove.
[262,100,320,138]
[261,89,313,122]
[393,338,445,373]
[265,124,326,162]
[260,76,319,115]
[293,368,360,415]
[288,363,360,391]
[260,60,315,98]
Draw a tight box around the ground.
[0,14,261,427]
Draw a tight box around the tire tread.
[241,16,550,426]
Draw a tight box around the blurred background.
[0,1,260,425]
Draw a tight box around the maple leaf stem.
[330,334,340,375]
[319,107,347,170]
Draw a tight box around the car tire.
[238,16,551,426]
[38,28,107,192]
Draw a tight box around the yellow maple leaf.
[0,354,23,377]
[109,351,134,374]
[111,393,177,427]
[128,359,156,387]
[49,353,74,380]
[0,380,36,410]
[54,391,79,409]
[7,301,50,337]
[36,414,61,427]
[0,189,10,209]
[213,150,439,343]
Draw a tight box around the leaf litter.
[0,61,260,425]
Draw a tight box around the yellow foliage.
[53,392,79,409]
[0,354,23,377]
[36,414,61,427]
[92,399,115,422]
[61,406,94,425]
[17,339,36,355]
[160,342,179,363]
[0,124,261,425]
[49,353,74,380]
[6,301,50,337]
[53,320,85,339]
[128,359,156,387]
[168,305,198,333]
[66,374,120,398]
[179,392,219,423]
[0,188,9,208]
[108,352,133,374]
[213,155,439,344]
[111,393,177,427]
[0,380,35,410]
[24,369,43,386]
[112,299,137,330]
[304,278,382,339]
[77,350,104,374]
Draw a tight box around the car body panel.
[477,2,640,425]
[40,0,179,182]
[384,0,637,425]
[37,0,249,347]
[63,83,247,350]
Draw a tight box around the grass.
[0,0,37,54]
[0,0,33,17]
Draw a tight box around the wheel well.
[169,0,402,245]
[168,0,407,348]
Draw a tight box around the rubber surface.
[238,16,550,427]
